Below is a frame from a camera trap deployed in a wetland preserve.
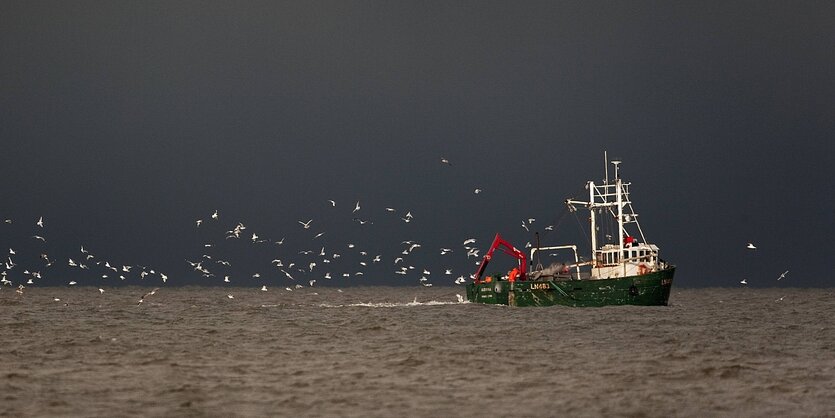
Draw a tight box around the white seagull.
[777,270,789,281]
[353,201,361,213]
[327,199,336,207]
[299,219,313,229]
[746,242,757,249]
[740,278,748,285]
[36,216,44,228]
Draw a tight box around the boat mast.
[589,179,597,264]
[613,160,625,276]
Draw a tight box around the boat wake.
[321,295,468,308]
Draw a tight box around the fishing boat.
[466,157,675,307]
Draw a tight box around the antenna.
[604,151,609,183]
[611,159,622,180]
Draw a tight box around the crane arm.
[473,233,528,283]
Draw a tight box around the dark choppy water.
[1,286,833,417]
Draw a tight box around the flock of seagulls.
[2,215,172,302]
[0,157,503,300]
[740,242,790,290]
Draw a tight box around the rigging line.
[540,186,586,241]
[540,206,571,241]
[571,209,590,248]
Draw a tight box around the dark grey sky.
[2,1,833,287]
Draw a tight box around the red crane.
[473,233,528,283]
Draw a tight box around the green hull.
[466,267,675,307]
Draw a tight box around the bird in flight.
[740,278,748,285]
[327,199,336,207]
[211,210,219,220]
[36,216,44,228]
[746,242,757,249]
[441,157,451,165]
[353,201,361,213]
[474,188,482,194]
[777,270,789,281]
[299,219,313,229]
[137,288,159,305]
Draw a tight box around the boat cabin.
[593,243,660,279]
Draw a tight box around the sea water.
[1,286,833,417]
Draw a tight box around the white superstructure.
[565,156,666,279]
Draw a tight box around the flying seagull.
[36,216,44,228]
[298,219,313,229]
[137,288,159,305]
[327,199,336,207]
[777,270,789,281]
[740,278,748,285]
[441,157,451,165]
[746,242,757,249]
[353,201,361,213]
